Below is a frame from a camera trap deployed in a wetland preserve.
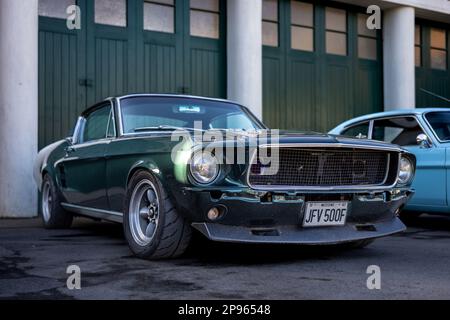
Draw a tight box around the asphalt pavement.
[1,215,450,299]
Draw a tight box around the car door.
[59,103,115,210]
[371,116,447,208]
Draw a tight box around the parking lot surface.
[1,215,450,299]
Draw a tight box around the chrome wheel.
[42,180,52,223]
[129,179,160,247]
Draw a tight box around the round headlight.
[398,156,413,185]
[189,152,219,184]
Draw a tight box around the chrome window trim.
[71,116,84,144]
[117,97,125,136]
[117,93,242,107]
[75,101,115,145]
[245,143,400,191]
[341,120,371,138]
[368,115,434,147]
[106,108,117,138]
[115,94,264,137]
[368,119,374,138]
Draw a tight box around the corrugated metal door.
[134,0,226,98]
[262,0,382,132]
[415,21,450,107]
[38,0,226,148]
[38,5,86,149]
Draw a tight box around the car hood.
[190,129,404,151]
[276,131,400,149]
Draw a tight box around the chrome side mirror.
[416,133,431,148]
[65,136,75,145]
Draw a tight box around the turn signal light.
[207,207,222,221]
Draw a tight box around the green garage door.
[262,0,382,132]
[415,21,450,107]
[38,0,226,148]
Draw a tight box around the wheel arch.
[36,164,53,192]
[126,160,166,191]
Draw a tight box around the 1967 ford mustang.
[34,94,416,259]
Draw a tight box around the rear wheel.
[41,174,73,229]
[123,171,192,259]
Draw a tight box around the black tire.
[123,170,192,260]
[40,174,73,229]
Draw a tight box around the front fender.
[126,159,166,189]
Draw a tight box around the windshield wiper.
[133,125,206,132]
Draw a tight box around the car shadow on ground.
[398,213,450,242]
[70,218,374,265]
[401,213,450,231]
[66,213,450,265]
[182,234,364,266]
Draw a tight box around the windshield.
[119,96,263,134]
[425,111,450,141]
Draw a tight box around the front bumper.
[192,218,406,244]
[176,188,413,244]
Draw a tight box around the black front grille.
[248,148,390,187]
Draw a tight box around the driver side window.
[372,117,424,146]
[80,105,112,143]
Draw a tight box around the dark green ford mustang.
[34,94,416,259]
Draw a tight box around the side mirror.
[416,133,431,148]
[65,136,73,144]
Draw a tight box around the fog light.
[207,207,221,220]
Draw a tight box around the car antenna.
[419,88,450,103]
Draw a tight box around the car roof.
[115,93,241,106]
[81,94,245,117]
[332,108,450,131]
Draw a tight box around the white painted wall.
[383,6,416,110]
[0,0,39,217]
[227,0,263,119]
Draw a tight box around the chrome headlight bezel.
[189,152,220,185]
[397,155,415,185]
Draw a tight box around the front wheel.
[123,171,192,259]
[41,174,73,229]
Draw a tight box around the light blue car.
[330,108,450,217]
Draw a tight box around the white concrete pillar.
[383,6,416,110]
[0,0,39,217]
[227,0,263,119]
